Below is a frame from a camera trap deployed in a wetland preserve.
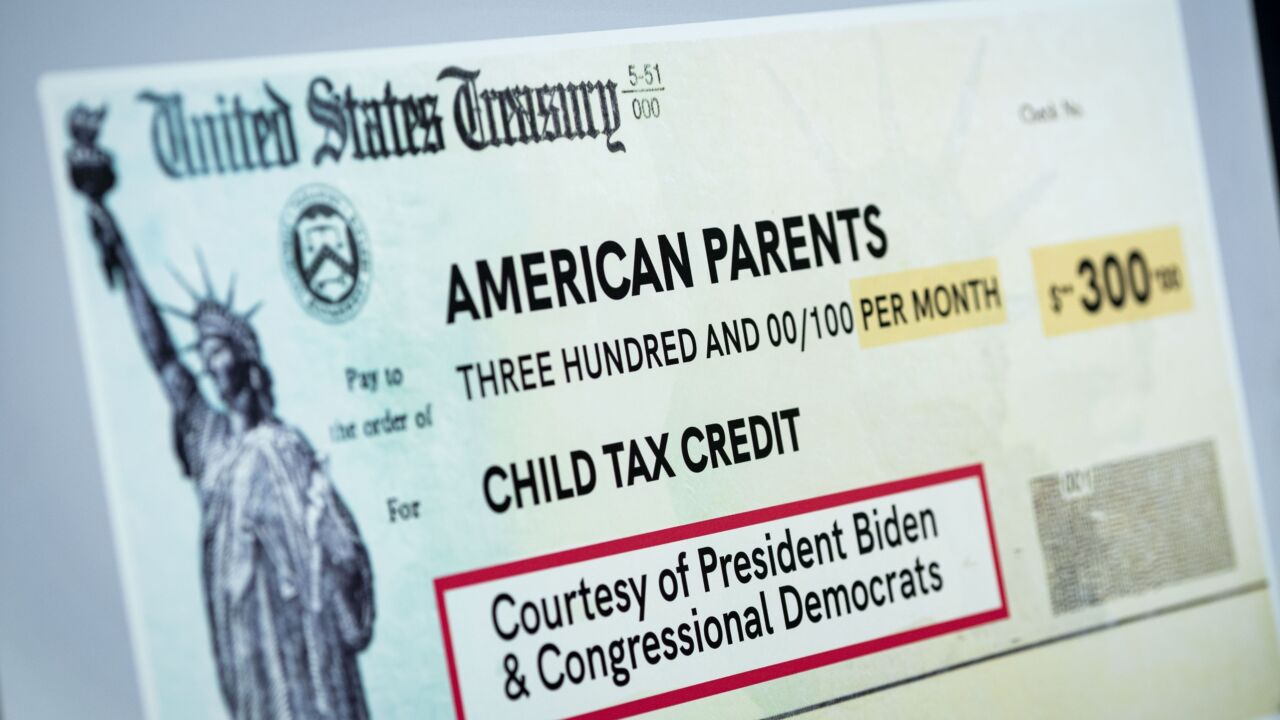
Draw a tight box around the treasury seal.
[280,184,371,323]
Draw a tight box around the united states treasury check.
[40,0,1280,717]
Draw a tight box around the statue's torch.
[67,104,123,288]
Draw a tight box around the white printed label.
[437,468,1006,719]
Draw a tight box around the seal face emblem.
[280,184,370,323]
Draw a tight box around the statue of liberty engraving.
[66,105,375,719]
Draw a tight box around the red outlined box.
[435,464,1008,719]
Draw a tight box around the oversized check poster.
[37,0,1280,717]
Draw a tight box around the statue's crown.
[193,297,261,363]
[164,251,262,364]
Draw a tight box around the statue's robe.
[175,399,374,719]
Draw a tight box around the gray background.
[1,1,1277,718]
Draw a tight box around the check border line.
[764,579,1270,719]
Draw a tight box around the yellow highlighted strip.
[849,258,1005,348]
[1031,226,1192,337]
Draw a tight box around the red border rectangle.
[434,464,1008,719]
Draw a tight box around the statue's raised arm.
[66,106,203,420]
